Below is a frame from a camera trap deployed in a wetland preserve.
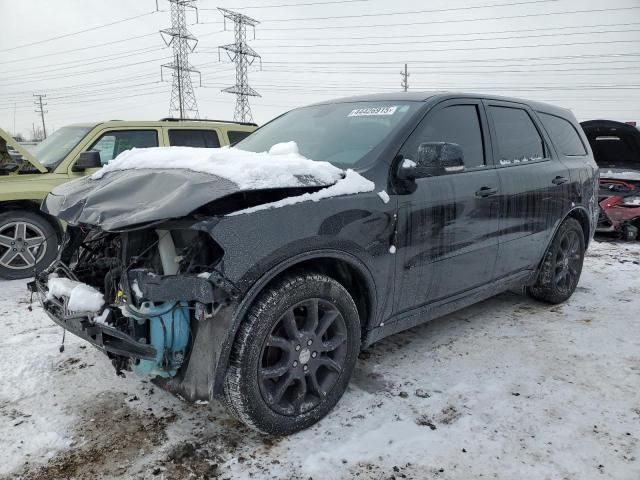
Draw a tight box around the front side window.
[89,130,158,164]
[169,129,220,148]
[401,104,485,174]
[235,101,419,168]
[489,106,546,165]
[538,112,586,156]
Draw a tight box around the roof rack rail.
[158,117,258,127]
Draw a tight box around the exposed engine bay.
[31,225,235,381]
[598,178,640,240]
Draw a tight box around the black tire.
[529,218,585,304]
[0,210,58,280]
[223,272,361,435]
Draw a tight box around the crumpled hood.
[42,168,332,231]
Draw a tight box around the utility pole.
[218,8,261,123]
[160,0,200,119]
[33,94,47,138]
[400,64,409,92]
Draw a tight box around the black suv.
[33,92,598,435]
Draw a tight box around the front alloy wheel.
[0,211,58,280]
[258,298,348,416]
[224,272,360,435]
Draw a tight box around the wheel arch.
[0,200,64,240]
[211,249,377,397]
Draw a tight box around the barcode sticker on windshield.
[348,106,398,117]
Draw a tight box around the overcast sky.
[1,0,639,137]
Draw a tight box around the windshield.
[32,126,93,168]
[236,101,419,168]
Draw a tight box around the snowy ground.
[1,239,639,480]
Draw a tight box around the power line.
[0,32,159,65]
[249,22,640,42]
[0,10,158,53]
[201,0,369,9]
[254,6,640,31]
[218,8,261,123]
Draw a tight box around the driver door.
[393,99,501,315]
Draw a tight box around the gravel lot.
[1,239,639,480]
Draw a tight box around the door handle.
[475,186,498,197]
[552,176,569,185]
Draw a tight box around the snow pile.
[600,170,640,181]
[90,143,345,190]
[229,169,375,215]
[377,190,390,204]
[47,276,104,313]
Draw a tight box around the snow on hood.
[600,169,640,182]
[91,143,344,189]
[43,142,375,230]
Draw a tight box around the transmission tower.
[33,94,48,138]
[218,8,261,123]
[160,0,201,119]
[400,64,409,92]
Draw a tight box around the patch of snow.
[228,169,375,216]
[47,277,104,313]
[268,141,299,155]
[131,280,143,299]
[600,170,640,181]
[93,309,110,324]
[90,143,344,192]
[3,240,640,478]
[402,159,417,168]
[377,190,390,204]
[389,245,397,254]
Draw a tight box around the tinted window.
[89,130,158,165]
[228,130,252,145]
[538,112,586,156]
[403,104,485,172]
[169,129,220,148]
[489,106,545,165]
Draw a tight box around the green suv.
[0,119,256,279]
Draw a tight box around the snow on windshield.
[91,142,345,190]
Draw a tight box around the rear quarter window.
[538,112,587,156]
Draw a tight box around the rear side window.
[89,130,158,165]
[489,106,545,165]
[403,104,485,172]
[168,129,220,148]
[538,112,587,156]
[227,130,252,145]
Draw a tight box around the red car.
[581,120,640,240]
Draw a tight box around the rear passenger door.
[484,101,571,278]
[168,129,221,148]
[394,99,500,314]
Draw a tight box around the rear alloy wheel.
[224,272,360,435]
[0,211,58,280]
[529,217,585,304]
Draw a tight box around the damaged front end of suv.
[30,159,355,401]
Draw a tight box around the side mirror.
[72,150,102,172]
[398,142,465,180]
